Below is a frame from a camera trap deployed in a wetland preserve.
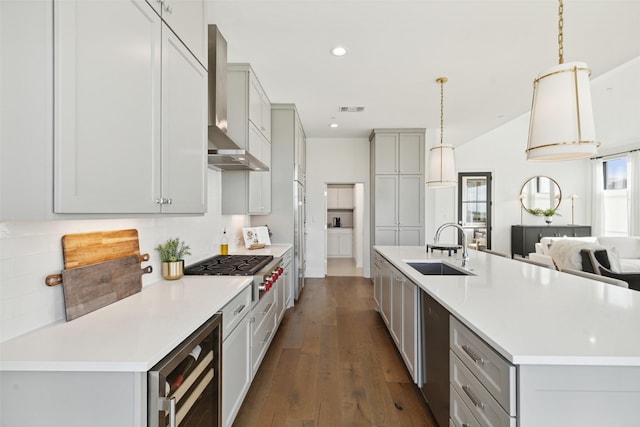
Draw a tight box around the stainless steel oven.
[148,313,222,427]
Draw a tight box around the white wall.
[306,138,370,277]
[0,170,249,342]
[452,115,592,255]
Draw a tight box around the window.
[603,157,628,236]
[458,172,492,249]
[603,157,627,190]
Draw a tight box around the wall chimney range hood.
[207,25,268,172]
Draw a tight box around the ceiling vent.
[339,106,365,112]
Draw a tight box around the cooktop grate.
[184,255,274,276]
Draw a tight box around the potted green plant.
[527,208,560,224]
[155,237,191,280]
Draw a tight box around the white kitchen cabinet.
[248,130,272,214]
[379,257,392,328]
[283,249,294,309]
[374,131,424,174]
[145,0,207,66]
[388,264,418,382]
[53,0,206,214]
[220,286,252,427]
[251,290,276,377]
[370,129,425,258]
[222,64,272,215]
[373,253,383,308]
[252,105,305,303]
[249,72,271,141]
[327,186,354,209]
[390,266,403,346]
[375,250,419,383]
[327,228,353,257]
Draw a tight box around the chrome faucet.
[434,223,469,266]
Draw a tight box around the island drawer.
[221,285,252,340]
[451,351,516,427]
[450,384,481,427]
[450,317,516,416]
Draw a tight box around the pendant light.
[526,0,599,161]
[427,77,456,188]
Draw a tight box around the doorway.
[325,183,365,277]
[457,172,493,250]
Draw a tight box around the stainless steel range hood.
[207,26,268,172]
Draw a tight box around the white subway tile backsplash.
[0,170,241,343]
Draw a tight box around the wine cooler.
[148,313,222,427]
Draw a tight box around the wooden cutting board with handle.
[61,255,152,320]
[61,229,149,269]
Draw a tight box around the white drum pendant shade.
[526,61,599,161]
[427,144,456,188]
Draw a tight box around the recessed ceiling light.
[331,46,347,56]
[329,123,339,128]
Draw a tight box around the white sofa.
[532,236,640,273]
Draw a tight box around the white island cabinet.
[374,246,640,427]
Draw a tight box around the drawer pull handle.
[462,424,472,427]
[462,385,484,409]
[233,304,246,315]
[261,303,273,314]
[261,330,272,344]
[462,344,485,365]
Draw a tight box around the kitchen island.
[375,245,640,427]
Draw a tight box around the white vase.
[544,216,553,225]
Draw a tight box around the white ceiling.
[208,1,640,147]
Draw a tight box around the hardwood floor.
[232,276,438,427]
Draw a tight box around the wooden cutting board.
[61,229,148,269]
[61,255,152,320]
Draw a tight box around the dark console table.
[511,225,592,258]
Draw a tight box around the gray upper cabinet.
[145,0,207,66]
[223,64,272,215]
[374,131,424,175]
[53,0,206,214]
[370,129,425,249]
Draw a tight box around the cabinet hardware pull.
[233,304,246,315]
[462,344,485,365]
[261,303,272,314]
[159,397,177,427]
[261,330,272,344]
[462,424,472,427]
[462,385,484,409]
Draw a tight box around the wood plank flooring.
[232,276,438,427]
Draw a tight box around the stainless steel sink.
[406,261,473,276]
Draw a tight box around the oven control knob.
[277,267,284,275]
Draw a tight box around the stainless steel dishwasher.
[420,290,450,427]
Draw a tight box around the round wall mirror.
[520,176,562,214]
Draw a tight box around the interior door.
[457,172,492,250]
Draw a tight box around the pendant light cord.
[436,77,447,145]
[558,0,564,64]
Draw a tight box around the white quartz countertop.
[0,276,252,372]
[0,245,292,373]
[375,246,640,367]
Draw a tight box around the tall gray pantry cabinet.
[370,129,426,259]
[252,104,306,301]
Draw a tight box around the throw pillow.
[548,240,605,271]
[607,247,623,273]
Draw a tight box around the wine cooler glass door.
[148,313,222,427]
